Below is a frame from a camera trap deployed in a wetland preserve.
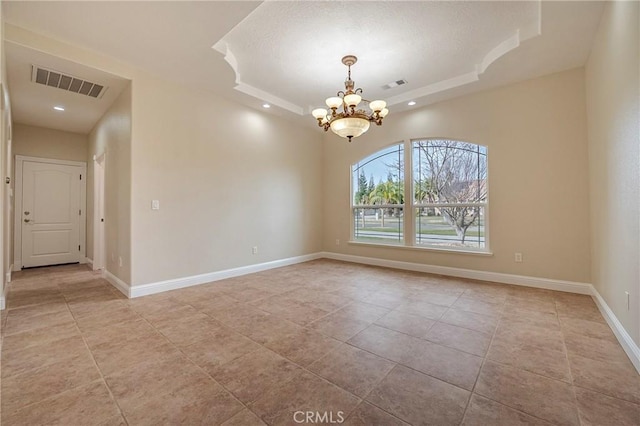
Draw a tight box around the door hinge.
[79,209,81,216]
[80,174,82,180]
[78,245,81,251]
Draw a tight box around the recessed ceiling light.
[407,101,416,106]
[262,103,271,108]
[53,106,65,111]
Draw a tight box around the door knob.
[24,218,30,223]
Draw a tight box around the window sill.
[347,240,494,256]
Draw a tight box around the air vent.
[31,65,108,99]
[382,79,408,90]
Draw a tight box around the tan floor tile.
[425,322,491,356]
[348,325,482,390]
[6,289,66,309]
[232,314,303,345]
[486,337,572,382]
[366,365,469,425]
[252,296,331,326]
[342,402,408,426]
[309,344,395,397]
[98,414,128,426]
[462,394,552,425]
[265,327,341,367]
[309,311,370,341]
[452,296,504,316]
[563,331,630,363]
[74,305,142,332]
[440,308,500,334]
[211,347,302,404]
[91,336,180,376]
[1,380,120,426]
[494,322,566,353]
[123,377,243,425]
[404,339,483,391]
[4,303,74,335]
[62,285,119,302]
[2,335,91,378]
[250,370,360,426]
[559,317,617,342]
[410,290,460,307]
[374,310,435,339]
[556,298,605,323]
[475,361,580,425]
[153,312,227,346]
[395,299,448,320]
[225,286,281,303]
[361,291,406,309]
[332,302,390,323]
[181,327,261,373]
[1,322,80,354]
[575,386,640,426]
[568,353,640,404]
[222,408,267,426]
[106,355,207,413]
[2,352,101,414]
[500,309,561,329]
[82,318,159,349]
[348,324,425,365]
[504,296,557,315]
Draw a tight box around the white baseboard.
[0,295,5,310]
[6,264,12,284]
[320,251,592,294]
[104,269,131,298]
[591,286,640,373]
[129,253,323,298]
[12,261,20,272]
[85,258,93,268]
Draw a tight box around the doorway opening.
[93,153,106,271]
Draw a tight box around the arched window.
[352,143,404,243]
[351,139,488,252]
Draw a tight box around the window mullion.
[404,139,414,247]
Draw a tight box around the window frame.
[350,142,405,246]
[349,138,491,255]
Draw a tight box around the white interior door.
[21,160,82,268]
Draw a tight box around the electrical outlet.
[336,239,340,246]
[151,200,160,210]
[252,246,258,255]
[514,252,523,263]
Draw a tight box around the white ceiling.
[2,1,604,134]
[5,42,129,134]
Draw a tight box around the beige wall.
[12,123,87,162]
[5,26,324,287]
[87,83,132,284]
[129,73,323,285]
[585,1,639,345]
[323,68,591,283]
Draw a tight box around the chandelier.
[312,55,389,142]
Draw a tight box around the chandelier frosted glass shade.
[330,116,371,139]
[311,55,389,142]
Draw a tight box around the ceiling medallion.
[312,55,389,142]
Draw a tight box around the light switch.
[151,200,160,210]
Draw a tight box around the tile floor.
[0,260,638,425]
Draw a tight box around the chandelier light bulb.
[312,108,328,119]
[325,97,342,109]
[379,108,389,118]
[344,94,362,108]
[369,100,386,112]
